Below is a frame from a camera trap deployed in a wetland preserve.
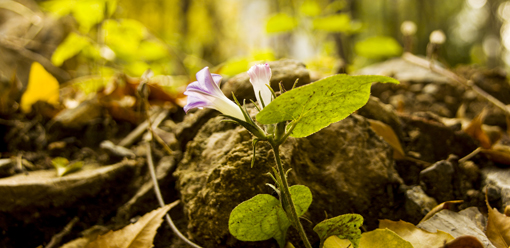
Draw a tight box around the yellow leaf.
[324,235,352,248]
[20,62,60,113]
[368,119,405,159]
[486,203,510,248]
[325,229,415,248]
[86,201,178,248]
[379,219,454,248]
[359,229,413,248]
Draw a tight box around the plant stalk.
[270,142,313,248]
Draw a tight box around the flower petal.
[248,64,272,109]
[183,67,244,120]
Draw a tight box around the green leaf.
[51,157,83,177]
[313,14,351,33]
[300,0,321,17]
[138,40,168,61]
[355,36,403,59]
[313,214,363,248]
[229,185,312,248]
[266,13,298,34]
[359,229,414,248]
[51,32,90,66]
[289,185,312,216]
[256,74,399,138]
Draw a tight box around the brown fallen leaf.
[464,109,492,149]
[420,200,464,224]
[85,201,179,248]
[486,200,510,248]
[481,144,510,166]
[443,235,484,248]
[379,219,454,248]
[368,119,405,159]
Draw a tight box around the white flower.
[248,64,272,109]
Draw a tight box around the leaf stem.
[269,141,313,248]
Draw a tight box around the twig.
[45,217,79,248]
[0,38,71,81]
[117,109,168,147]
[402,52,510,116]
[459,147,481,164]
[145,142,202,248]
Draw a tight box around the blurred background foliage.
[38,0,508,84]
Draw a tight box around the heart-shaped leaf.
[229,185,312,248]
[256,74,399,138]
[313,213,363,248]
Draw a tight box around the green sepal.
[251,138,259,168]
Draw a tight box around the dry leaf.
[86,201,179,248]
[420,200,463,224]
[486,201,510,248]
[481,143,510,166]
[443,235,484,248]
[20,62,60,113]
[379,219,454,248]
[368,119,405,159]
[464,109,492,149]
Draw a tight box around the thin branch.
[45,217,79,248]
[145,142,202,248]
[402,52,510,116]
[0,38,71,81]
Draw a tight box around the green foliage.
[312,14,352,33]
[42,0,117,33]
[266,13,298,34]
[51,32,91,66]
[229,185,312,248]
[256,74,399,138]
[354,36,403,59]
[313,214,363,248]
[51,157,83,177]
[299,0,321,17]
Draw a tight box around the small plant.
[183,64,399,247]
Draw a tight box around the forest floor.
[1,57,510,248]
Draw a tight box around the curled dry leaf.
[443,235,484,248]
[368,119,405,159]
[464,109,492,149]
[486,201,510,248]
[85,201,179,248]
[420,200,464,224]
[379,219,454,248]
[481,142,510,166]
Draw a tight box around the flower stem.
[270,142,313,248]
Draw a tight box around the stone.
[482,167,510,207]
[221,59,310,103]
[403,185,437,223]
[173,112,403,247]
[353,58,449,84]
[419,160,455,203]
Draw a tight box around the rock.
[417,208,496,248]
[482,167,510,207]
[221,59,310,102]
[0,159,141,247]
[419,160,455,203]
[353,58,449,84]
[403,185,437,223]
[399,113,478,163]
[174,112,403,247]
